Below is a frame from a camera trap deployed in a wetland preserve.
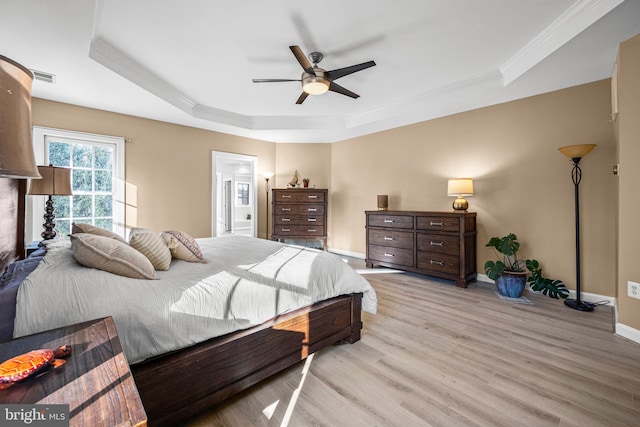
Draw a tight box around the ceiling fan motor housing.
[302,68,329,95]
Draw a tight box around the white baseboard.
[615,323,640,345]
[328,248,365,259]
[477,274,616,307]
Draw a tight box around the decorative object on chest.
[366,210,477,287]
[272,188,328,250]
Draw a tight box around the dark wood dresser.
[365,210,477,287]
[272,188,328,250]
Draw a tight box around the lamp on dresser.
[558,143,596,312]
[0,55,41,179]
[28,165,72,240]
[447,178,474,212]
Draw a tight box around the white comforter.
[14,236,376,364]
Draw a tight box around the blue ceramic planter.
[495,272,527,298]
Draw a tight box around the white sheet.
[14,236,376,364]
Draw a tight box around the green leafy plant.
[484,233,569,299]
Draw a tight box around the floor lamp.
[264,172,273,240]
[559,144,596,312]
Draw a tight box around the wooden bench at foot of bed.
[131,292,363,427]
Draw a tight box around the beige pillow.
[129,229,172,271]
[72,222,127,244]
[71,233,156,279]
[162,230,207,263]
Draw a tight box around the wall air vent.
[30,69,56,84]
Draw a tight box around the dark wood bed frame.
[0,177,364,426]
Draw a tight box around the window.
[237,183,249,206]
[30,127,125,241]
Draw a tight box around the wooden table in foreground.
[0,317,147,427]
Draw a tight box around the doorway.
[212,151,257,237]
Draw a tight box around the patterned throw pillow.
[129,229,172,271]
[161,230,207,263]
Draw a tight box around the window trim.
[29,126,125,242]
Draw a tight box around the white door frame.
[211,151,257,237]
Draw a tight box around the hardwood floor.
[183,264,640,427]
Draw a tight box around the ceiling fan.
[252,45,376,104]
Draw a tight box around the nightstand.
[25,241,42,257]
[0,317,147,427]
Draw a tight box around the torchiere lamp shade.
[559,144,596,159]
[28,166,72,196]
[0,55,41,179]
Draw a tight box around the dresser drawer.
[416,233,459,255]
[416,252,459,275]
[274,204,325,215]
[368,229,413,250]
[368,244,413,267]
[416,216,460,232]
[275,215,324,225]
[367,214,414,229]
[273,225,325,236]
[273,190,325,203]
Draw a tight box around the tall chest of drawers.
[272,188,328,250]
[365,210,477,287]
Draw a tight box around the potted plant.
[484,233,569,299]
[302,178,310,188]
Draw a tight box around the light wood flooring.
[184,262,640,427]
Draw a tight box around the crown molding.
[500,0,624,86]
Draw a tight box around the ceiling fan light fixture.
[303,79,329,95]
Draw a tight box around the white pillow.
[71,233,156,279]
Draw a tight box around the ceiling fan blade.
[328,82,359,99]
[290,45,315,75]
[252,79,301,83]
[326,61,376,80]
[296,92,309,104]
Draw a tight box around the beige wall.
[31,80,618,302]
[615,33,640,330]
[274,143,332,190]
[31,99,276,239]
[328,80,616,297]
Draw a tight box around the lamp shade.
[558,144,596,159]
[447,178,474,196]
[0,55,40,179]
[28,166,72,196]
[377,195,388,210]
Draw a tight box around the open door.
[212,151,257,237]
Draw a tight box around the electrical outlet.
[629,281,640,299]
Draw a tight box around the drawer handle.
[308,229,317,232]
[308,218,317,222]
[384,219,395,223]
[308,195,318,199]
[384,236,394,241]
[282,218,291,222]
[430,260,444,266]
[430,221,444,227]
[281,208,291,211]
[282,228,290,232]
[282,195,292,198]
[430,241,444,246]
[384,253,395,257]
[308,208,317,212]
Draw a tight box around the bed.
[0,177,376,426]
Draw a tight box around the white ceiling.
[2,0,639,143]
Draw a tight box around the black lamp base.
[564,298,595,312]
